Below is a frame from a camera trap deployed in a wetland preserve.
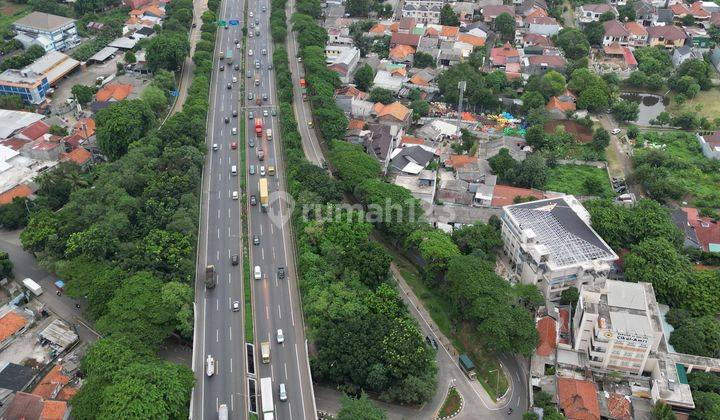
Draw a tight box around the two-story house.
[646,25,687,48]
[13,12,79,52]
[602,20,630,46]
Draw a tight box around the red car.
[231,142,237,149]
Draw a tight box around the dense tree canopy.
[95,100,155,160]
[669,316,720,357]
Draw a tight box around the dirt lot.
[544,120,594,143]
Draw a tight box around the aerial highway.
[243,0,316,415]
[191,0,248,416]
[192,0,316,415]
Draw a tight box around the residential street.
[0,229,101,345]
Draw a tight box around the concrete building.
[327,47,360,83]
[573,280,664,375]
[402,0,444,23]
[13,12,79,52]
[695,131,720,160]
[0,51,79,104]
[501,195,618,300]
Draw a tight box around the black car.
[224,117,229,123]
[250,195,257,206]
[227,82,231,89]
[277,267,285,279]
[231,254,239,265]
[234,64,240,71]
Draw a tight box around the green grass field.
[666,89,720,121]
[0,0,30,35]
[546,164,614,198]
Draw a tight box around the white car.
[276,329,284,343]
[249,11,254,17]
[279,383,287,401]
[232,191,238,200]
[232,127,237,135]
[260,165,266,176]
[232,301,240,312]
[248,49,253,56]
[254,265,261,280]
[263,109,268,117]
[206,355,215,377]
[212,143,218,151]
[232,76,237,83]
[611,128,622,135]
[262,48,267,55]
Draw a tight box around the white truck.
[261,341,270,363]
[260,377,275,420]
[218,404,228,420]
[22,278,43,296]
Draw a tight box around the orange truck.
[300,78,307,101]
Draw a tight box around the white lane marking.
[260,225,263,235]
[216,299,219,311]
[231,393,234,411]
[275,276,278,288]
[294,343,308,418]
[272,248,275,260]
[216,329,219,342]
[229,326,232,341]
[284,362,288,379]
[228,272,231,284]
[228,226,231,237]
[217,209,220,219]
[228,207,231,219]
[265,305,269,320]
[270,223,274,234]
[261,248,264,260]
[217,228,220,239]
[277,305,281,319]
[271,364,274,382]
[230,357,233,373]
[216,250,219,260]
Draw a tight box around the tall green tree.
[556,28,590,60]
[95,100,155,160]
[494,13,516,40]
[440,4,460,26]
[147,33,190,72]
[354,63,374,91]
[624,237,691,305]
[337,393,387,420]
[669,316,720,357]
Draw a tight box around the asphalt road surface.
[191,0,248,416]
[192,0,316,416]
[243,0,316,417]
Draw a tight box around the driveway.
[0,229,101,345]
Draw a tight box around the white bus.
[260,377,274,420]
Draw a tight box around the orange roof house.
[440,25,460,39]
[535,316,557,357]
[0,311,29,343]
[425,26,439,37]
[606,393,632,420]
[458,34,486,47]
[95,83,132,102]
[401,136,424,146]
[374,101,411,124]
[33,365,72,400]
[73,118,95,139]
[0,185,33,205]
[490,184,546,207]
[557,378,601,420]
[369,23,387,35]
[41,400,68,420]
[347,119,365,130]
[61,147,93,166]
[444,154,478,170]
[390,22,399,32]
[389,45,415,61]
[409,73,429,85]
[546,96,576,115]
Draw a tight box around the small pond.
[620,92,670,126]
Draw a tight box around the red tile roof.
[491,184,545,207]
[647,25,686,41]
[682,207,720,252]
[390,32,421,47]
[73,118,95,138]
[457,34,486,47]
[491,42,520,66]
[525,33,553,46]
[0,137,29,151]
[20,120,49,141]
[670,2,690,15]
[401,136,424,145]
[559,308,570,344]
[445,154,478,169]
[32,365,71,400]
[606,393,632,420]
[95,83,132,102]
[0,185,32,205]
[398,17,416,30]
[61,147,92,165]
[546,96,576,113]
[483,4,515,18]
[390,44,415,61]
[557,378,601,420]
[536,316,557,357]
[41,400,67,420]
[0,311,28,342]
[347,119,365,130]
[440,25,459,38]
[527,54,567,68]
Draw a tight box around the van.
[254,265,261,280]
[231,165,237,175]
[279,383,287,401]
[266,128,272,140]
